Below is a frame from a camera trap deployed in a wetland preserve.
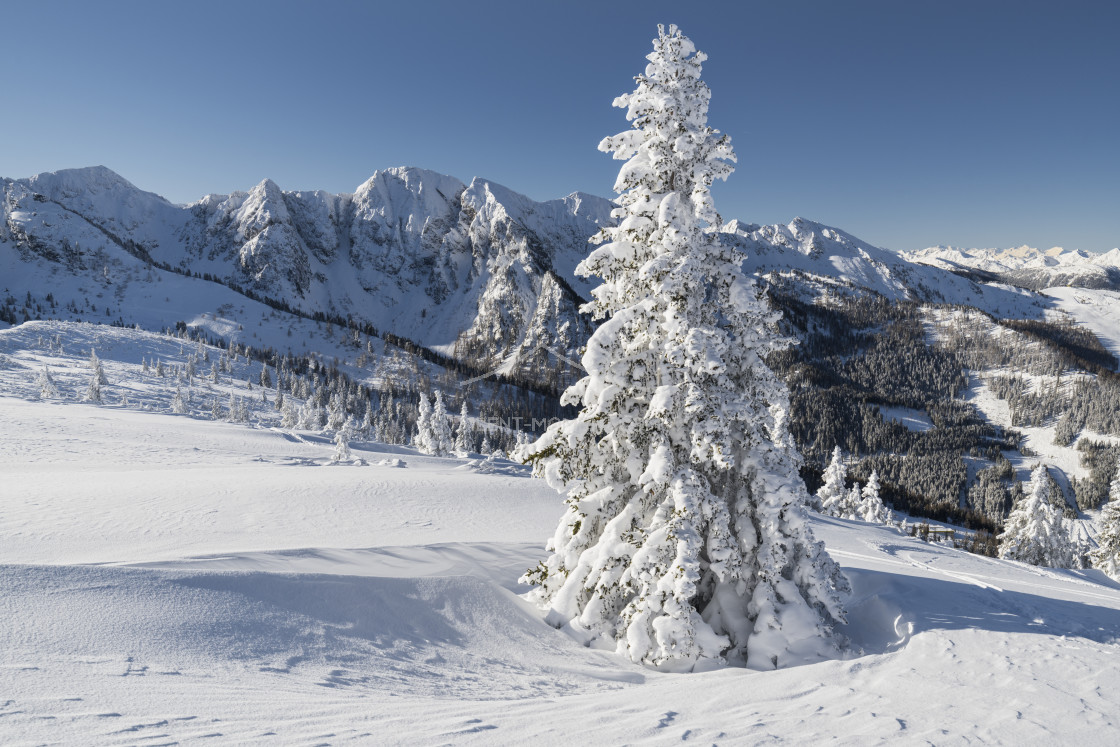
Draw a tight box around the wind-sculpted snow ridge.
[2,396,1120,743]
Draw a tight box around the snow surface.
[4,346,1120,742]
[875,405,934,433]
[1044,286,1120,369]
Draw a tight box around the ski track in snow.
[3,356,1120,742]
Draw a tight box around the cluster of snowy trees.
[997,464,1080,568]
[37,324,540,459]
[520,25,848,672]
[815,447,892,525]
[993,460,1120,575]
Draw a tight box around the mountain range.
[8,165,1102,375]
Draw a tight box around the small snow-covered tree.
[455,401,472,454]
[998,464,1075,568]
[1090,457,1120,580]
[37,366,59,399]
[520,25,847,671]
[84,371,103,403]
[89,348,108,385]
[414,394,433,453]
[171,385,187,414]
[859,471,891,524]
[481,430,493,457]
[815,446,847,513]
[331,419,353,463]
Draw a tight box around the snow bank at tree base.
[2,400,1120,743]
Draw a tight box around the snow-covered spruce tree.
[84,371,103,404]
[37,366,59,399]
[998,464,1075,568]
[520,25,848,671]
[171,385,187,414]
[1090,457,1120,580]
[430,391,453,457]
[414,395,433,454]
[89,348,108,385]
[455,401,472,454]
[331,424,353,464]
[815,446,847,514]
[859,470,891,524]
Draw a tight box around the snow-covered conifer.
[859,470,891,524]
[455,401,471,454]
[89,348,108,385]
[155,359,165,377]
[1090,457,1120,580]
[171,385,187,414]
[998,464,1075,568]
[414,395,433,453]
[331,422,353,464]
[327,391,346,432]
[520,25,847,671]
[815,446,847,514]
[281,398,298,428]
[430,391,453,456]
[37,366,59,399]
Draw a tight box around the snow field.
[2,394,1120,744]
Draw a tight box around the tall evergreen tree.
[521,25,847,671]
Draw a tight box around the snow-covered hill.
[906,244,1120,292]
[2,386,1119,744]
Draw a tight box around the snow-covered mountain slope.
[727,218,1045,318]
[906,244,1120,291]
[2,391,1119,744]
[2,166,612,373]
[5,166,1068,385]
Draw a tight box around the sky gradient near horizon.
[3,0,1118,253]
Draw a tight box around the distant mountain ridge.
[905,245,1120,292]
[1,166,1060,378]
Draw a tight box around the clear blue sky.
[3,0,1118,252]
